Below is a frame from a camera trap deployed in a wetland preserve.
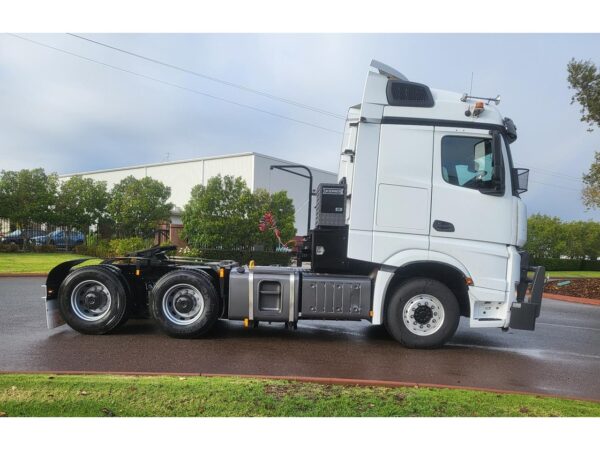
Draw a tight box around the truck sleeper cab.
[44,61,545,349]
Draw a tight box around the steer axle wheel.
[58,266,130,335]
[150,270,219,338]
[384,277,460,349]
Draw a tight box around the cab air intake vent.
[386,80,434,107]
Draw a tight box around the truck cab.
[335,60,543,342]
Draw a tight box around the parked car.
[31,230,85,248]
[1,229,46,245]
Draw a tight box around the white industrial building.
[59,152,337,243]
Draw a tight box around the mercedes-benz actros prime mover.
[44,60,545,348]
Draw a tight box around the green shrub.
[74,240,112,258]
[108,237,153,256]
[530,257,600,271]
[0,243,19,253]
[31,244,58,253]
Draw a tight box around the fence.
[0,218,85,251]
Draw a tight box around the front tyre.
[384,277,460,349]
[150,270,220,338]
[58,266,129,335]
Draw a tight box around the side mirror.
[513,168,529,194]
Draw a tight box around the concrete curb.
[0,370,597,403]
[0,273,46,277]
[543,293,600,306]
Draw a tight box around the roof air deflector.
[370,60,409,81]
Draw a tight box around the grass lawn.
[547,271,600,278]
[0,374,598,417]
[0,253,100,274]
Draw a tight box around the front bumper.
[509,251,545,331]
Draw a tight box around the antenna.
[469,72,474,97]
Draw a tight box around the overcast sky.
[1,33,599,221]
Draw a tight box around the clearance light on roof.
[464,100,485,118]
[472,101,485,117]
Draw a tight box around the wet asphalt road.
[1,277,599,400]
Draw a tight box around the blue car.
[31,230,85,247]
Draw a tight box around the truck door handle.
[433,220,455,232]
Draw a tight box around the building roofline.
[59,151,337,178]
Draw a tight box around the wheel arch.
[384,262,470,318]
[374,250,472,324]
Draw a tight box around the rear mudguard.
[45,258,92,300]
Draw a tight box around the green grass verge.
[548,271,600,278]
[0,253,100,274]
[0,374,598,417]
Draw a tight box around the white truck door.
[371,124,434,263]
[430,127,514,292]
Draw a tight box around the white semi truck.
[44,60,545,348]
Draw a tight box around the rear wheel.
[384,277,460,349]
[150,270,220,338]
[58,266,129,334]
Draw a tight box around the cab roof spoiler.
[370,60,409,81]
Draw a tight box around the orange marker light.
[219,267,225,278]
[244,318,249,328]
[465,277,474,286]
[135,269,141,276]
[475,101,485,109]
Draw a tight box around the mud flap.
[43,258,91,329]
[510,256,545,331]
[45,297,65,329]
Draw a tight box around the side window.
[441,135,503,192]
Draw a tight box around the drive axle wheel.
[150,270,219,338]
[384,277,460,349]
[58,266,129,335]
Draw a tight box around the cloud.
[1,33,599,221]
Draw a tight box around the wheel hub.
[174,294,194,314]
[413,304,433,324]
[402,294,445,336]
[84,291,107,310]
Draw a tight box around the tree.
[567,58,600,131]
[107,176,173,238]
[582,152,600,209]
[0,168,58,243]
[524,214,566,259]
[567,59,600,209]
[182,175,296,250]
[55,175,110,233]
[252,188,297,249]
[182,175,254,249]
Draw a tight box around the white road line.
[449,343,600,361]
[537,322,600,332]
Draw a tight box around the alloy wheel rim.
[162,283,205,325]
[402,294,445,336]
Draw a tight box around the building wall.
[59,152,337,236]
[253,154,337,235]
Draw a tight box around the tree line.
[0,168,173,239]
[525,214,600,260]
[0,169,296,253]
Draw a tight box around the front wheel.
[150,270,220,338]
[384,277,460,349]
